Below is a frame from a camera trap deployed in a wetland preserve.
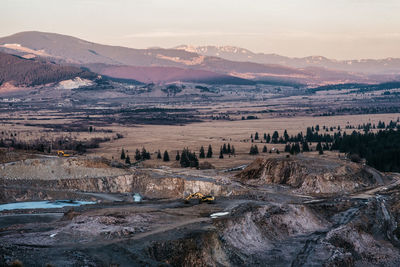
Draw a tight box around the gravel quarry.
[1,153,400,266]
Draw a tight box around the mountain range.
[174,45,400,75]
[0,31,399,87]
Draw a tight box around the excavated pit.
[1,153,400,266]
[0,156,238,203]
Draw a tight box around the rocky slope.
[4,196,399,266]
[236,155,390,194]
[0,157,236,203]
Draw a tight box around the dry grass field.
[1,87,399,170]
[87,113,400,168]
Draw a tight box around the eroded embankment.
[236,156,390,194]
[0,156,239,203]
[0,172,235,203]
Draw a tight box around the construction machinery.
[184,192,215,204]
[57,150,70,157]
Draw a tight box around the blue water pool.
[0,200,96,211]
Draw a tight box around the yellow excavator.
[57,150,70,157]
[184,192,215,204]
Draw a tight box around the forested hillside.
[0,52,95,87]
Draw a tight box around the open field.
[95,113,400,154]
[1,111,398,169]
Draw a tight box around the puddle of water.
[210,211,229,218]
[0,200,96,211]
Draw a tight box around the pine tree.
[163,150,170,162]
[317,142,323,154]
[223,143,227,153]
[250,145,259,155]
[135,149,141,161]
[284,130,289,142]
[176,151,180,161]
[264,133,267,140]
[295,143,301,153]
[302,141,310,152]
[157,150,162,159]
[255,132,259,140]
[219,147,224,159]
[290,143,301,155]
[266,133,271,143]
[180,149,190,167]
[207,144,213,158]
[262,145,267,153]
[199,146,205,158]
[272,131,279,143]
[254,145,259,155]
[125,155,131,164]
[284,144,291,153]
[141,147,150,160]
[189,152,199,168]
[120,148,126,160]
[180,148,199,168]
[227,143,231,154]
[231,145,235,155]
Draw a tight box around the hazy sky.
[1,0,400,59]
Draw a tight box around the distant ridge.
[174,45,400,75]
[0,31,398,85]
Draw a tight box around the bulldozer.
[57,150,70,157]
[184,192,215,204]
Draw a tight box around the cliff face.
[0,173,233,203]
[0,157,237,203]
[236,156,388,194]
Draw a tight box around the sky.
[1,0,400,59]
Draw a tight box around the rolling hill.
[0,52,95,88]
[87,64,254,85]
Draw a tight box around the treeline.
[218,143,235,159]
[0,136,112,154]
[250,119,400,145]
[250,129,334,144]
[344,120,399,132]
[120,147,169,165]
[120,144,235,168]
[310,81,400,93]
[250,126,400,172]
[318,107,400,117]
[332,129,400,172]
